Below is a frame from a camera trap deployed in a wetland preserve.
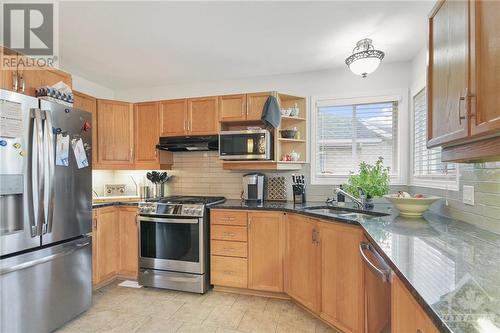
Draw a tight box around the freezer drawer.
[0,236,92,333]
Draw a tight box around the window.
[311,93,405,185]
[412,88,457,189]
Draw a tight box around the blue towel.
[261,95,281,129]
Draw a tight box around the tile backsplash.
[93,152,499,233]
[409,162,500,234]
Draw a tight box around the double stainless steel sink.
[302,206,387,220]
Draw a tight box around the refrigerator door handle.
[42,110,55,234]
[0,239,91,275]
[27,109,37,236]
[31,108,45,236]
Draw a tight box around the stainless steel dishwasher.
[360,242,392,333]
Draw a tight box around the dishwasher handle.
[359,242,391,283]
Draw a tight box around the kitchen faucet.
[331,187,366,209]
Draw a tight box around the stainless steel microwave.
[219,129,272,160]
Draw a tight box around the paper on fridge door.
[0,100,23,138]
[71,137,89,169]
[55,134,69,166]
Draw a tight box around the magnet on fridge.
[13,142,21,149]
[19,150,26,157]
[53,127,62,135]
[0,140,7,147]
[82,121,91,131]
[64,108,71,113]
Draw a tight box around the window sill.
[409,177,459,191]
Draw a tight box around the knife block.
[292,184,306,205]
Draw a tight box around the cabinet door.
[471,0,500,137]
[73,91,97,167]
[248,212,285,292]
[97,99,134,165]
[135,102,160,168]
[118,207,138,278]
[246,92,271,121]
[285,214,319,312]
[219,94,247,122]
[428,0,470,147]
[392,275,440,333]
[159,99,187,137]
[319,222,364,333]
[95,207,119,284]
[188,96,219,135]
[0,47,18,91]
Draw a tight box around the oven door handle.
[138,216,199,224]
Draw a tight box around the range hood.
[157,135,219,152]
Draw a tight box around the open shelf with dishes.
[220,92,307,170]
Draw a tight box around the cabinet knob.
[13,72,18,92]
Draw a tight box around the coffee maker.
[242,173,265,202]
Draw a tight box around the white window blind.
[315,101,398,177]
[413,88,456,179]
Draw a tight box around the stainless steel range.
[137,196,225,294]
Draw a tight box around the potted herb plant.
[343,157,390,208]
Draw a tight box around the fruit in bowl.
[384,193,441,217]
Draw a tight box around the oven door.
[139,216,204,274]
[219,130,271,160]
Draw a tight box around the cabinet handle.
[312,228,316,243]
[222,271,234,276]
[13,71,18,91]
[183,120,186,131]
[316,230,320,245]
[458,89,468,125]
[221,217,235,221]
[223,232,236,237]
[19,74,25,93]
[93,218,97,229]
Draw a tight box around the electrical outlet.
[463,185,475,205]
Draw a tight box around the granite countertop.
[211,200,500,333]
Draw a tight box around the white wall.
[114,61,412,102]
[71,74,115,99]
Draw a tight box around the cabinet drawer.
[211,225,247,242]
[211,210,247,226]
[211,256,248,288]
[211,240,247,258]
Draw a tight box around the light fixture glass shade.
[345,39,385,78]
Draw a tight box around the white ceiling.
[59,1,434,90]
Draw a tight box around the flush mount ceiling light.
[345,38,385,78]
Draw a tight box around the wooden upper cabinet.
[319,221,364,333]
[248,212,285,293]
[97,99,134,165]
[471,0,500,137]
[285,214,319,313]
[118,207,138,278]
[73,91,96,113]
[0,47,18,91]
[160,99,188,137]
[17,56,72,97]
[246,92,271,121]
[188,96,219,135]
[95,207,119,284]
[73,91,97,167]
[428,0,470,148]
[392,275,440,333]
[134,102,160,167]
[219,94,247,122]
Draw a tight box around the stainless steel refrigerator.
[0,89,92,333]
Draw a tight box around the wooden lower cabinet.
[211,256,248,288]
[392,276,440,333]
[319,222,364,333]
[248,212,285,292]
[93,206,139,287]
[285,214,319,312]
[118,207,139,278]
[94,206,119,284]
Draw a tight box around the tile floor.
[57,281,341,333]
